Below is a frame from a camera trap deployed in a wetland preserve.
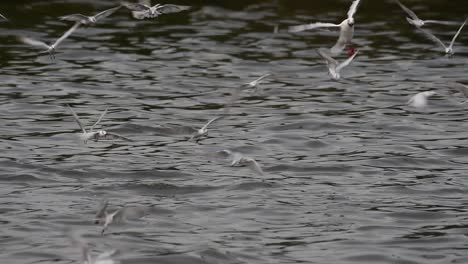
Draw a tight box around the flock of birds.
[2,0,468,263]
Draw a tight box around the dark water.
[1,0,468,263]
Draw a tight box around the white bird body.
[394,0,456,28]
[122,1,190,19]
[289,0,361,54]
[242,73,272,89]
[189,116,222,141]
[219,150,264,176]
[407,91,436,108]
[316,48,358,80]
[19,22,80,58]
[60,6,122,25]
[416,18,467,55]
[67,105,130,144]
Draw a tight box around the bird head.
[98,130,107,136]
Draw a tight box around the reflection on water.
[1,0,468,263]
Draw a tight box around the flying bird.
[18,22,80,59]
[59,5,122,25]
[407,91,436,108]
[69,231,119,264]
[189,116,223,141]
[240,73,272,90]
[218,149,265,176]
[121,1,190,19]
[450,82,468,104]
[67,105,131,144]
[289,0,361,54]
[416,18,467,55]
[316,48,358,80]
[394,0,455,28]
[95,200,147,235]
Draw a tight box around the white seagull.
[67,105,131,144]
[59,5,122,25]
[18,22,80,59]
[95,200,147,235]
[407,91,436,108]
[241,73,272,90]
[316,48,358,80]
[189,116,222,141]
[394,0,455,28]
[121,1,190,19]
[416,18,467,55]
[289,0,361,54]
[218,149,265,176]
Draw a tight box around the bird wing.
[245,158,264,176]
[94,5,122,22]
[95,249,119,262]
[251,73,272,86]
[52,22,80,48]
[448,18,468,50]
[90,107,108,132]
[67,105,87,133]
[121,1,151,11]
[0,13,8,21]
[18,36,50,50]
[59,14,88,23]
[94,132,132,142]
[451,82,468,99]
[156,4,191,14]
[201,116,222,130]
[394,0,419,21]
[347,0,361,20]
[95,200,109,219]
[288,22,340,33]
[316,48,338,68]
[424,20,457,26]
[336,49,358,72]
[217,149,233,159]
[417,27,447,50]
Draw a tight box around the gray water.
[1,0,468,263]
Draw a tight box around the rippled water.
[2,0,468,263]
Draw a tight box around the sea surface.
[1,0,468,263]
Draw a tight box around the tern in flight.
[416,18,467,55]
[240,73,272,90]
[289,0,361,54]
[224,73,273,114]
[394,0,456,28]
[59,5,122,25]
[121,1,190,19]
[95,200,147,235]
[218,149,265,176]
[69,231,119,264]
[67,105,130,144]
[316,48,358,80]
[407,91,436,108]
[189,116,223,141]
[450,82,468,104]
[18,22,80,59]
